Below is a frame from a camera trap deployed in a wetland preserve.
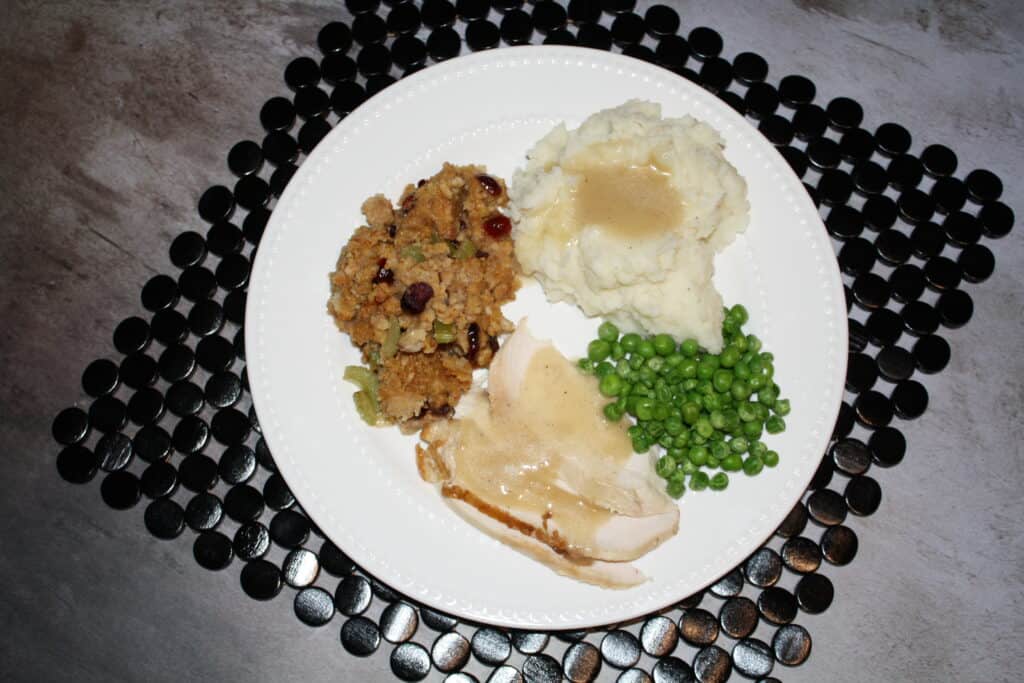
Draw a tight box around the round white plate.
[247,46,846,629]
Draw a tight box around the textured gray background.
[1,0,1022,681]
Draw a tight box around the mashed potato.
[509,100,748,352]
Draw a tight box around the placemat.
[48,1,1014,681]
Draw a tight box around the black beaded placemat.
[50,1,1014,681]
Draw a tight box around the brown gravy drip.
[573,162,682,239]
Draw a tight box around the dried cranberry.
[388,224,397,238]
[372,258,394,284]
[400,282,433,314]
[431,404,453,417]
[466,322,480,360]
[417,178,427,187]
[488,335,500,353]
[476,174,502,196]
[401,194,416,213]
[483,214,512,238]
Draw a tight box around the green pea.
[653,334,676,356]
[655,455,676,479]
[748,440,767,457]
[721,453,743,471]
[637,340,656,359]
[664,416,683,436]
[709,472,729,490]
[599,372,623,397]
[681,339,699,357]
[610,343,626,360]
[646,356,666,373]
[730,436,749,454]
[691,432,708,446]
[706,455,721,469]
[763,450,780,467]
[635,398,655,421]
[658,432,675,448]
[730,379,751,401]
[729,304,749,325]
[720,347,740,368]
[774,398,791,416]
[711,440,730,461]
[754,403,770,422]
[668,447,685,461]
[742,420,763,440]
[722,321,739,340]
[629,355,646,371]
[588,339,611,362]
[758,384,779,405]
[653,403,671,421]
[742,455,764,476]
[737,402,757,423]
[709,410,726,430]
[666,476,686,499]
[681,402,701,425]
[765,415,786,434]
[673,432,690,448]
[680,358,698,379]
[695,417,713,438]
[595,362,614,379]
[627,425,644,439]
[688,445,709,467]
[666,353,685,368]
[733,335,749,353]
[703,393,722,412]
[620,333,640,352]
[598,321,619,342]
[637,367,657,386]
[682,379,699,391]
[603,402,624,421]
[759,352,774,364]
[577,358,595,374]
[679,459,698,474]
[712,369,734,393]
[733,362,750,380]
[747,374,765,391]
[690,471,710,491]
[632,435,651,453]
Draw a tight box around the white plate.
[247,46,846,629]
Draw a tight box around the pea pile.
[578,305,789,499]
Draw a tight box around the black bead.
[830,437,871,475]
[937,289,973,328]
[169,232,207,272]
[718,596,758,638]
[687,26,722,60]
[262,131,299,166]
[913,334,951,374]
[863,194,897,231]
[196,335,235,373]
[639,616,678,658]
[692,645,731,683]
[420,606,458,632]
[218,445,256,486]
[931,175,968,215]
[600,0,634,14]
[743,547,782,588]
[919,143,957,177]
[269,163,297,197]
[157,341,197,381]
[493,0,523,11]
[826,96,862,130]
[193,530,233,570]
[172,416,210,455]
[852,160,886,195]
[875,122,911,157]
[318,22,353,55]
[795,573,834,614]
[295,587,335,626]
[808,455,834,490]
[848,319,868,353]
[600,630,640,669]
[555,631,586,644]
[166,380,204,417]
[88,395,127,433]
[887,154,924,191]
[456,0,489,21]
[576,22,612,50]
[679,608,718,645]
[568,0,602,24]
[144,498,185,539]
[95,432,133,472]
[178,265,217,301]
[965,168,1003,203]
[610,12,644,46]
[732,51,767,84]
[284,56,321,92]
[654,34,688,71]
[269,509,310,548]
[854,390,894,428]
[731,639,773,679]
[341,616,381,657]
[499,9,533,44]
[460,20,498,51]
[852,272,890,310]
[211,407,251,445]
[845,475,882,516]
[772,624,812,666]
[141,274,179,312]
[185,492,223,531]
[262,474,295,511]
[897,189,934,225]
[757,587,798,625]
[336,574,373,616]
[198,186,235,223]
[818,169,854,207]
[390,642,431,680]
[240,559,282,600]
[740,82,777,120]
[427,27,461,61]
[892,379,928,419]
[792,104,827,141]
[806,137,840,171]
[868,426,906,467]
[924,256,962,292]
[282,548,321,588]
[353,12,388,45]
[178,453,218,491]
[260,96,296,132]
[433,631,471,672]
[807,488,847,527]
[876,345,915,382]
[355,44,391,79]
[838,237,875,276]
[422,0,457,28]
[187,299,223,337]
[778,74,815,107]
[839,127,875,163]
[889,264,926,303]
[82,359,119,398]
[865,308,903,346]
[758,115,792,146]
[53,407,90,446]
[781,536,821,573]
[776,147,806,177]
[845,352,877,393]
[563,643,604,682]
[874,229,912,265]
[100,471,141,509]
[717,90,745,115]
[825,205,863,240]
[127,387,164,425]
[776,502,808,538]
[133,424,172,463]
[255,436,277,471]
[227,140,263,178]
[298,117,332,155]
[710,567,744,597]
[511,631,549,655]
[294,86,331,120]
[386,3,420,34]
[234,328,246,361]
[234,175,271,212]
[956,242,994,284]
[698,58,732,93]
[943,211,981,247]
[205,221,243,257]
[821,525,858,565]
[978,200,1014,237]
[225,484,265,524]
[651,657,693,683]
[234,522,271,561]
[471,627,511,664]
[381,602,420,643]
[321,53,358,85]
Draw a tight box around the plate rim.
[246,45,848,629]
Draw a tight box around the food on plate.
[416,322,679,588]
[509,100,749,352]
[579,308,789,498]
[328,164,520,429]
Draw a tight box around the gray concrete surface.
[1,0,1021,681]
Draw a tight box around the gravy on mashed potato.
[509,100,748,352]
